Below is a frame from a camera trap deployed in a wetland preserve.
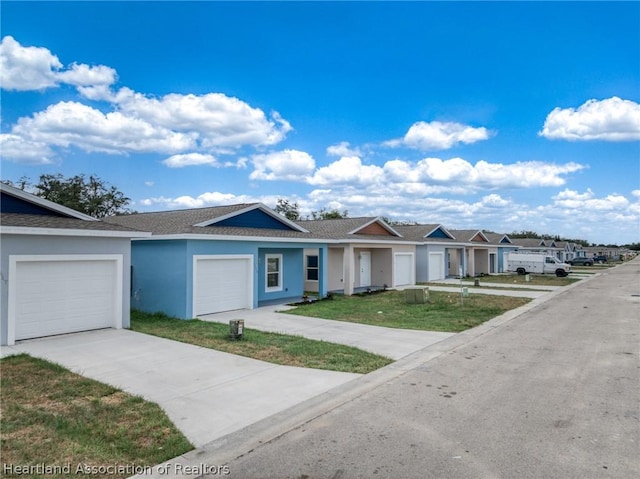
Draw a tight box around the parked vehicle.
[593,255,608,263]
[568,257,594,266]
[505,252,572,277]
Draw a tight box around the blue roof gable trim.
[194,203,309,233]
[426,226,451,239]
[0,183,97,221]
[1,192,68,217]
[216,209,295,230]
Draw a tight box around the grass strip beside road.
[0,354,192,479]
[443,274,578,287]
[131,310,392,374]
[285,290,531,333]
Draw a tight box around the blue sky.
[1,1,639,245]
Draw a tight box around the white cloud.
[140,191,258,209]
[4,89,292,161]
[12,101,196,154]
[1,37,292,163]
[0,36,62,90]
[481,193,510,208]
[327,141,361,157]
[55,62,117,88]
[540,97,640,141]
[308,156,384,186]
[113,88,292,150]
[552,188,630,211]
[0,134,55,164]
[249,149,316,181]
[385,121,492,150]
[310,156,584,191]
[0,36,117,92]
[162,153,219,168]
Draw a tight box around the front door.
[359,251,371,287]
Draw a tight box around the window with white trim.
[306,255,319,281]
[265,254,283,292]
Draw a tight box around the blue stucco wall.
[131,240,189,318]
[257,248,304,303]
[131,238,327,319]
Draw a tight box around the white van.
[505,252,572,277]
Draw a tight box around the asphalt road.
[215,261,640,479]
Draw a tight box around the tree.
[274,198,301,221]
[509,230,542,239]
[309,208,349,220]
[3,176,32,191]
[380,216,418,226]
[31,174,132,218]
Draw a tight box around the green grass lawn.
[131,310,392,374]
[285,290,531,332]
[0,354,192,479]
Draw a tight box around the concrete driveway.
[200,305,456,360]
[1,329,360,448]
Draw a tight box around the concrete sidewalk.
[200,306,455,360]
[1,329,360,448]
[432,278,561,291]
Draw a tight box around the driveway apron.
[1,329,360,447]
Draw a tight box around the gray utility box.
[405,287,429,304]
[229,319,245,340]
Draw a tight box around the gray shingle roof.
[106,208,420,243]
[296,217,414,242]
[448,229,487,243]
[392,224,458,242]
[509,238,549,248]
[104,204,256,234]
[104,204,324,239]
[482,232,513,245]
[1,213,145,233]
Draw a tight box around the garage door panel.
[394,254,414,287]
[12,257,120,342]
[195,257,252,316]
[428,253,444,281]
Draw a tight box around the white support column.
[343,245,354,295]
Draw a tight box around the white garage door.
[9,255,122,343]
[428,252,445,281]
[194,256,253,316]
[394,253,414,287]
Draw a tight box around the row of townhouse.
[0,182,631,345]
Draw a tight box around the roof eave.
[132,233,330,243]
[0,226,152,238]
